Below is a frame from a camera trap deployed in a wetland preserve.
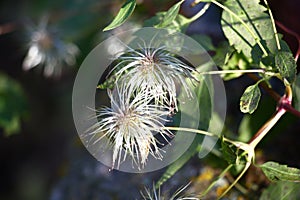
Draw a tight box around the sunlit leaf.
[275,51,297,84]
[144,12,190,33]
[156,0,184,28]
[263,35,291,55]
[240,84,261,114]
[260,182,300,200]
[103,0,136,31]
[220,51,250,81]
[260,161,300,182]
[221,0,275,58]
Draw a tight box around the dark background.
[0,0,299,199]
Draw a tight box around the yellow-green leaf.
[260,161,300,182]
[221,0,275,58]
[155,0,184,28]
[275,51,297,84]
[103,0,136,31]
[221,136,247,165]
[260,182,300,200]
[240,84,261,114]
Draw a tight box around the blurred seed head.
[23,17,79,77]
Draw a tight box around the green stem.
[164,126,218,138]
[199,69,275,76]
[222,137,252,153]
[263,0,281,50]
[211,0,269,56]
[217,162,252,199]
[187,2,211,23]
[200,164,234,197]
[226,175,249,195]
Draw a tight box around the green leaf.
[260,161,300,182]
[103,0,136,31]
[260,182,300,200]
[275,51,297,84]
[213,41,234,66]
[191,34,216,51]
[293,74,300,111]
[195,75,213,130]
[0,72,28,136]
[263,35,291,55]
[156,74,212,188]
[221,137,247,165]
[221,0,275,58]
[221,51,250,81]
[237,114,252,142]
[144,12,191,33]
[155,0,184,28]
[240,84,261,114]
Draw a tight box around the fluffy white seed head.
[109,45,197,111]
[141,183,199,200]
[88,86,173,169]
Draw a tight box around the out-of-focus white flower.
[88,85,173,169]
[109,45,196,111]
[141,183,199,200]
[23,18,79,77]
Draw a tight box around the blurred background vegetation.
[0,0,299,199]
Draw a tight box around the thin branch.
[199,69,275,76]
[276,20,300,62]
[0,22,18,35]
[187,2,211,23]
[218,162,252,200]
[247,73,281,101]
[248,85,292,148]
[283,104,300,118]
[200,164,234,197]
[248,108,286,148]
[263,0,281,50]
[225,173,249,195]
[164,126,218,138]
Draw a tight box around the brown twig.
[283,104,300,118]
[248,85,293,147]
[247,73,281,101]
[0,22,18,35]
[248,73,300,118]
